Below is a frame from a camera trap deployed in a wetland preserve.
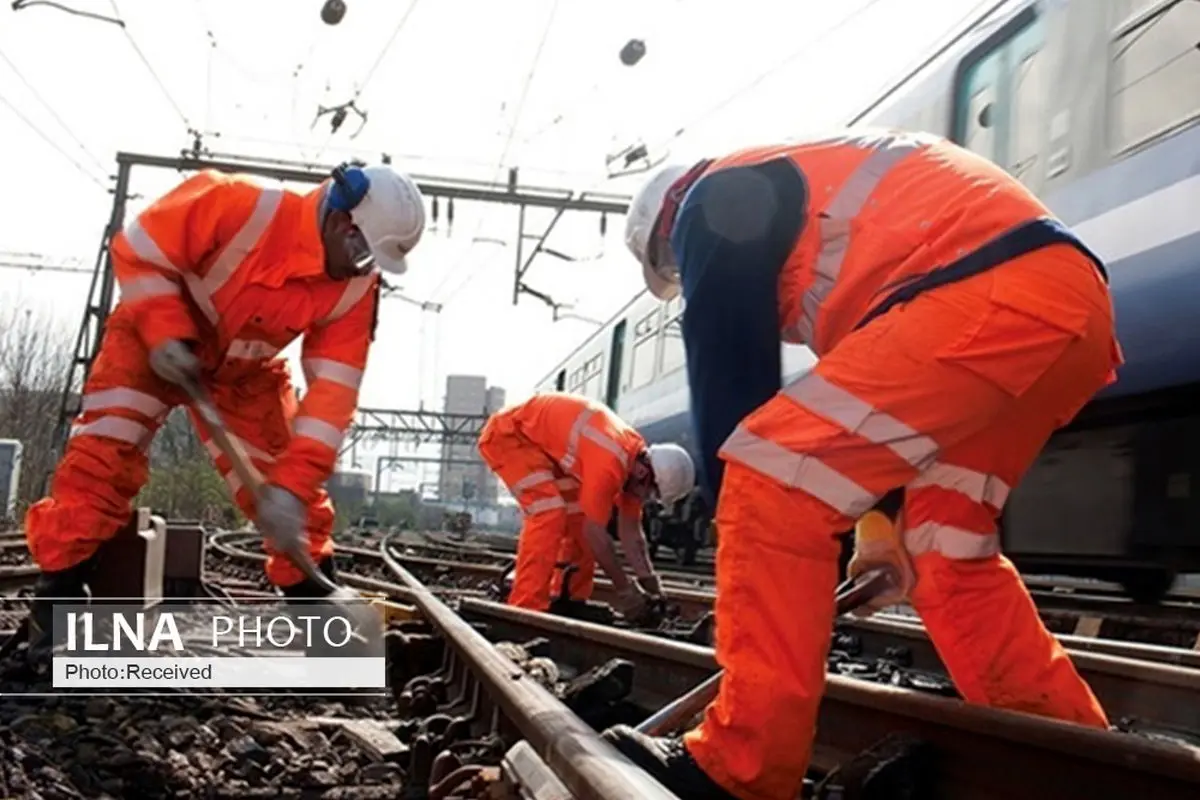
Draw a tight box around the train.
[533,0,1200,600]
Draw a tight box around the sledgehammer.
[633,564,898,736]
[181,379,373,627]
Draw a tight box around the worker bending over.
[603,129,1122,800]
[478,392,694,620]
[25,163,426,644]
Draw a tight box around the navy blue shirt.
[671,158,809,507]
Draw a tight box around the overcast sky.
[0,0,992,490]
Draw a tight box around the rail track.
[3,525,1200,796]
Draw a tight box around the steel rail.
[378,534,681,800]
[458,598,1200,799]
[210,530,1200,670]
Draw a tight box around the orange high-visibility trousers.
[684,249,1115,800]
[478,425,593,611]
[25,315,335,588]
[549,501,595,602]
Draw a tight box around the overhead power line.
[109,0,194,134]
[429,0,564,305]
[313,0,423,160]
[0,91,109,191]
[0,49,110,174]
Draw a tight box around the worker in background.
[477,392,695,620]
[603,129,1122,800]
[24,163,426,647]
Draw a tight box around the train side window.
[952,10,1047,188]
[1110,0,1200,154]
[629,310,661,390]
[658,295,686,376]
[604,319,627,410]
[1010,35,1047,191]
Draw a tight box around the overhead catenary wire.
[108,0,194,133]
[0,91,109,191]
[0,49,110,175]
[432,0,893,310]
[312,0,423,161]
[427,0,564,306]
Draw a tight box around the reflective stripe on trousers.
[721,370,1005,560]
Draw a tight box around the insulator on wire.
[599,212,608,237]
[447,198,455,233]
[431,197,440,226]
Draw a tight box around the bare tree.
[0,302,74,512]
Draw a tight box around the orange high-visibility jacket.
[109,169,379,502]
[670,130,1119,506]
[494,393,647,526]
[700,130,1108,356]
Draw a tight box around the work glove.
[611,583,650,621]
[255,485,308,556]
[148,339,201,386]
[636,573,663,598]
[845,510,915,617]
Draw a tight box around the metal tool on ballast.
[633,564,899,737]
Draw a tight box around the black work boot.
[27,556,98,653]
[603,725,738,799]
[278,557,338,601]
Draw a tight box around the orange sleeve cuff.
[134,297,201,352]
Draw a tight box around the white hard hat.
[647,443,695,506]
[625,164,690,301]
[350,165,426,275]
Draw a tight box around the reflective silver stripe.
[565,501,583,514]
[581,426,631,468]
[122,217,180,273]
[524,496,566,515]
[560,409,595,471]
[202,188,282,297]
[904,521,1000,560]
[223,470,244,497]
[909,462,1011,509]
[555,476,580,491]
[185,188,283,323]
[512,471,555,494]
[719,426,877,517]
[319,275,375,325]
[203,434,275,465]
[789,131,934,344]
[69,417,150,447]
[302,357,363,390]
[120,275,180,303]
[227,339,282,360]
[80,388,167,418]
[782,372,938,470]
[293,416,343,450]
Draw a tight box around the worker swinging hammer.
[477,392,695,621]
[603,129,1123,800]
[22,161,427,650]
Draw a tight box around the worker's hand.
[256,485,307,555]
[148,339,201,387]
[636,573,663,598]
[846,510,915,617]
[611,583,649,621]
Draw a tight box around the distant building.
[438,375,505,504]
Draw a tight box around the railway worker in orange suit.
[478,392,695,620]
[602,129,1123,800]
[24,162,426,645]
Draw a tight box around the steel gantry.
[57,150,631,453]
